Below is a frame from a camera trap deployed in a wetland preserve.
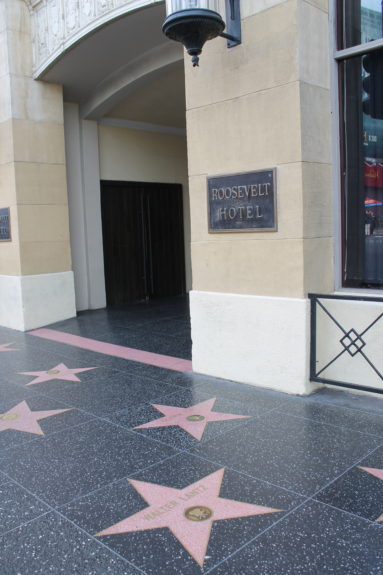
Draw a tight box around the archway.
[38,3,190,310]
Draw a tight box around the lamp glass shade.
[165,0,222,16]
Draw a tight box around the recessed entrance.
[101,180,186,306]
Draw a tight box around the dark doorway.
[101,181,186,306]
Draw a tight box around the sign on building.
[0,208,11,241]
[207,170,276,232]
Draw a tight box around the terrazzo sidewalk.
[0,296,383,574]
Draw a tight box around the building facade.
[0,0,382,395]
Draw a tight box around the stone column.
[186,0,332,394]
[0,0,76,330]
[64,103,106,312]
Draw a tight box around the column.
[186,0,332,394]
[0,0,76,330]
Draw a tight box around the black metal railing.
[310,293,383,394]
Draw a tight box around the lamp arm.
[219,31,240,42]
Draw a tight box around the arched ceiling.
[106,64,186,128]
[40,3,185,128]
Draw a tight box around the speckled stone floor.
[1,296,383,574]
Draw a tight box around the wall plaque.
[0,208,11,241]
[208,169,276,232]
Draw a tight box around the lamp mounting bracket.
[222,0,241,47]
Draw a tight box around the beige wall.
[99,125,188,183]
[185,0,333,299]
[0,0,71,277]
[98,123,192,290]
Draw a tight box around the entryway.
[101,181,186,306]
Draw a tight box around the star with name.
[0,400,71,435]
[0,343,18,352]
[96,468,281,566]
[19,363,97,386]
[134,397,250,440]
[359,466,383,522]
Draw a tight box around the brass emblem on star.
[0,413,19,421]
[184,506,213,522]
[47,369,60,374]
[186,414,205,422]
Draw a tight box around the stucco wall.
[185,0,332,299]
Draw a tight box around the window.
[338,1,383,288]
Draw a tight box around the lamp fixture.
[162,0,241,67]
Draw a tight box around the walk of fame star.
[96,468,281,566]
[0,342,18,352]
[19,363,97,386]
[0,400,71,435]
[358,466,383,522]
[134,397,250,440]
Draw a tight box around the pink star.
[96,468,281,566]
[359,466,383,481]
[0,400,71,435]
[134,397,250,440]
[19,363,97,386]
[358,466,383,522]
[0,342,18,352]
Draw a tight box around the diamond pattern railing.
[310,294,383,394]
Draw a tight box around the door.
[101,181,186,305]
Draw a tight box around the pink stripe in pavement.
[28,328,193,373]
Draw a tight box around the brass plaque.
[208,169,277,232]
[184,506,213,522]
[186,415,205,422]
[0,208,11,241]
[0,413,19,421]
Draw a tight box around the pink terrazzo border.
[28,328,193,373]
